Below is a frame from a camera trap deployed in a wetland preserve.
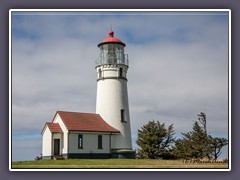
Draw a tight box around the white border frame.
[9,9,231,172]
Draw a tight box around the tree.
[209,136,228,160]
[198,112,207,134]
[174,134,194,159]
[174,121,210,159]
[174,112,228,160]
[136,120,175,159]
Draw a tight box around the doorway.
[54,139,60,155]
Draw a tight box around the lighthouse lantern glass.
[98,44,127,65]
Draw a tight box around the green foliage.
[136,112,228,161]
[174,112,228,160]
[174,121,210,159]
[208,136,228,160]
[136,120,175,159]
[197,112,207,135]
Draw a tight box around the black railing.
[95,54,129,66]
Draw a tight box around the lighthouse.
[96,30,135,158]
[41,30,135,160]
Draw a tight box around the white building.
[41,31,135,159]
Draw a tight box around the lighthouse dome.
[98,30,126,47]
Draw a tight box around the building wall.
[42,126,52,158]
[68,132,111,154]
[42,126,63,159]
[53,113,69,154]
[52,133,63,155]
[96,65,132,150]
[96,65,127,79]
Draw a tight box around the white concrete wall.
[42,125,63,157]
[96,64,132,149]
[97,65,127,79]
[53,113,69,154]
[42,126,52,157]
[68,132,111,154]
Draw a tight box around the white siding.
[42,112,118,157]
[42,126,52,157]
[53,113,68,154]
[42,126,63,158]
[68,132,110,154]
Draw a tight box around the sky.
[11,10,230,161]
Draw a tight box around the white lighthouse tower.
[96,30,135,158]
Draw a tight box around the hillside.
[12,159,229,169]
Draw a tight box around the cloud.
[11,11,229,161]
[128,40,228,135]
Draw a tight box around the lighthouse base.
[51,150,136,159]
[111,149,136,159]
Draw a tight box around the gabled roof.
[46,123,63,133]
[41,122,63,135]
[56,111,120,133]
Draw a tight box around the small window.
[99,69,102,78]
[78,134,83,149]
[121,109,127,123]
[119,68,123,77]
[98,135,103,149]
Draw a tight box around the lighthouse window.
[121,109,126,123]
[78,134,83,149]
[99,69,102,78]
[107,44,117,64]
[119,68,123,77]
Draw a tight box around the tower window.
[98,135,103,149]
[119,68,123,77]
[121,109,127,123]
[78,134,83,149]
[99,69,102,78]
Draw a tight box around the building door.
[54,139,60,155]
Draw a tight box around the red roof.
[98,30,125,47]
[57,111,120,133]
[43,123,63,134]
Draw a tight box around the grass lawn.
[12,159,229,169]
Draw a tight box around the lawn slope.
[12,159,229,169]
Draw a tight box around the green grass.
[12,159,229,169]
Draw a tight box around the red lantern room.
[96,30,128,67]
[98,30,126,47]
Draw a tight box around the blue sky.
[11,10,229,161]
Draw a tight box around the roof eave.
[97,41,126,47]
[68,130,120,134]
